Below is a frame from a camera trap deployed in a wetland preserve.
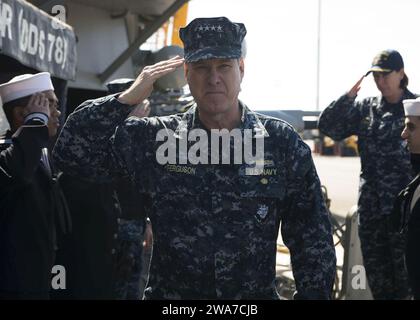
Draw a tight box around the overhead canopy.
[78,0,189,83]
[72,0,178,16]
[0,0,77,80]
[13,0,189,88]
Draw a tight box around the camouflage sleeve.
[317,94,362,141]
[52,94,133,182]
[280,131,336,299]
[110,116,152,192]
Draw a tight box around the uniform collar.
[174,100,269,139]
[379,89,415,109]
[240,101,270,138]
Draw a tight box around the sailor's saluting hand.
[347,75,366,99]
[24,92,51,118]
[118,56,184,106]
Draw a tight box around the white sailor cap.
[0,72,54,104]
[403,97,420,116]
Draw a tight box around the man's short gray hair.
[241,38,247,58]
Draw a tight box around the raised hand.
[118,56,184,106]
[347,75,365,98]
[24,92,50,118]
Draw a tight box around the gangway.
[275,188,373,299]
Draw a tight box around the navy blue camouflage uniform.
[53,94,336,299]
[318,90,416,299]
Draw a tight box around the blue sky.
[187,0,420,110]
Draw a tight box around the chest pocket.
[228,174,285,238]
[358,115,372,138]
[377,113,402,136]
[148,165,207,231]
[389,117,405,138]
[152,164,203,196]
[378,114,405,155]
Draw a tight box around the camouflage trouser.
[114,219,145,300]
[358,214,409,299]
